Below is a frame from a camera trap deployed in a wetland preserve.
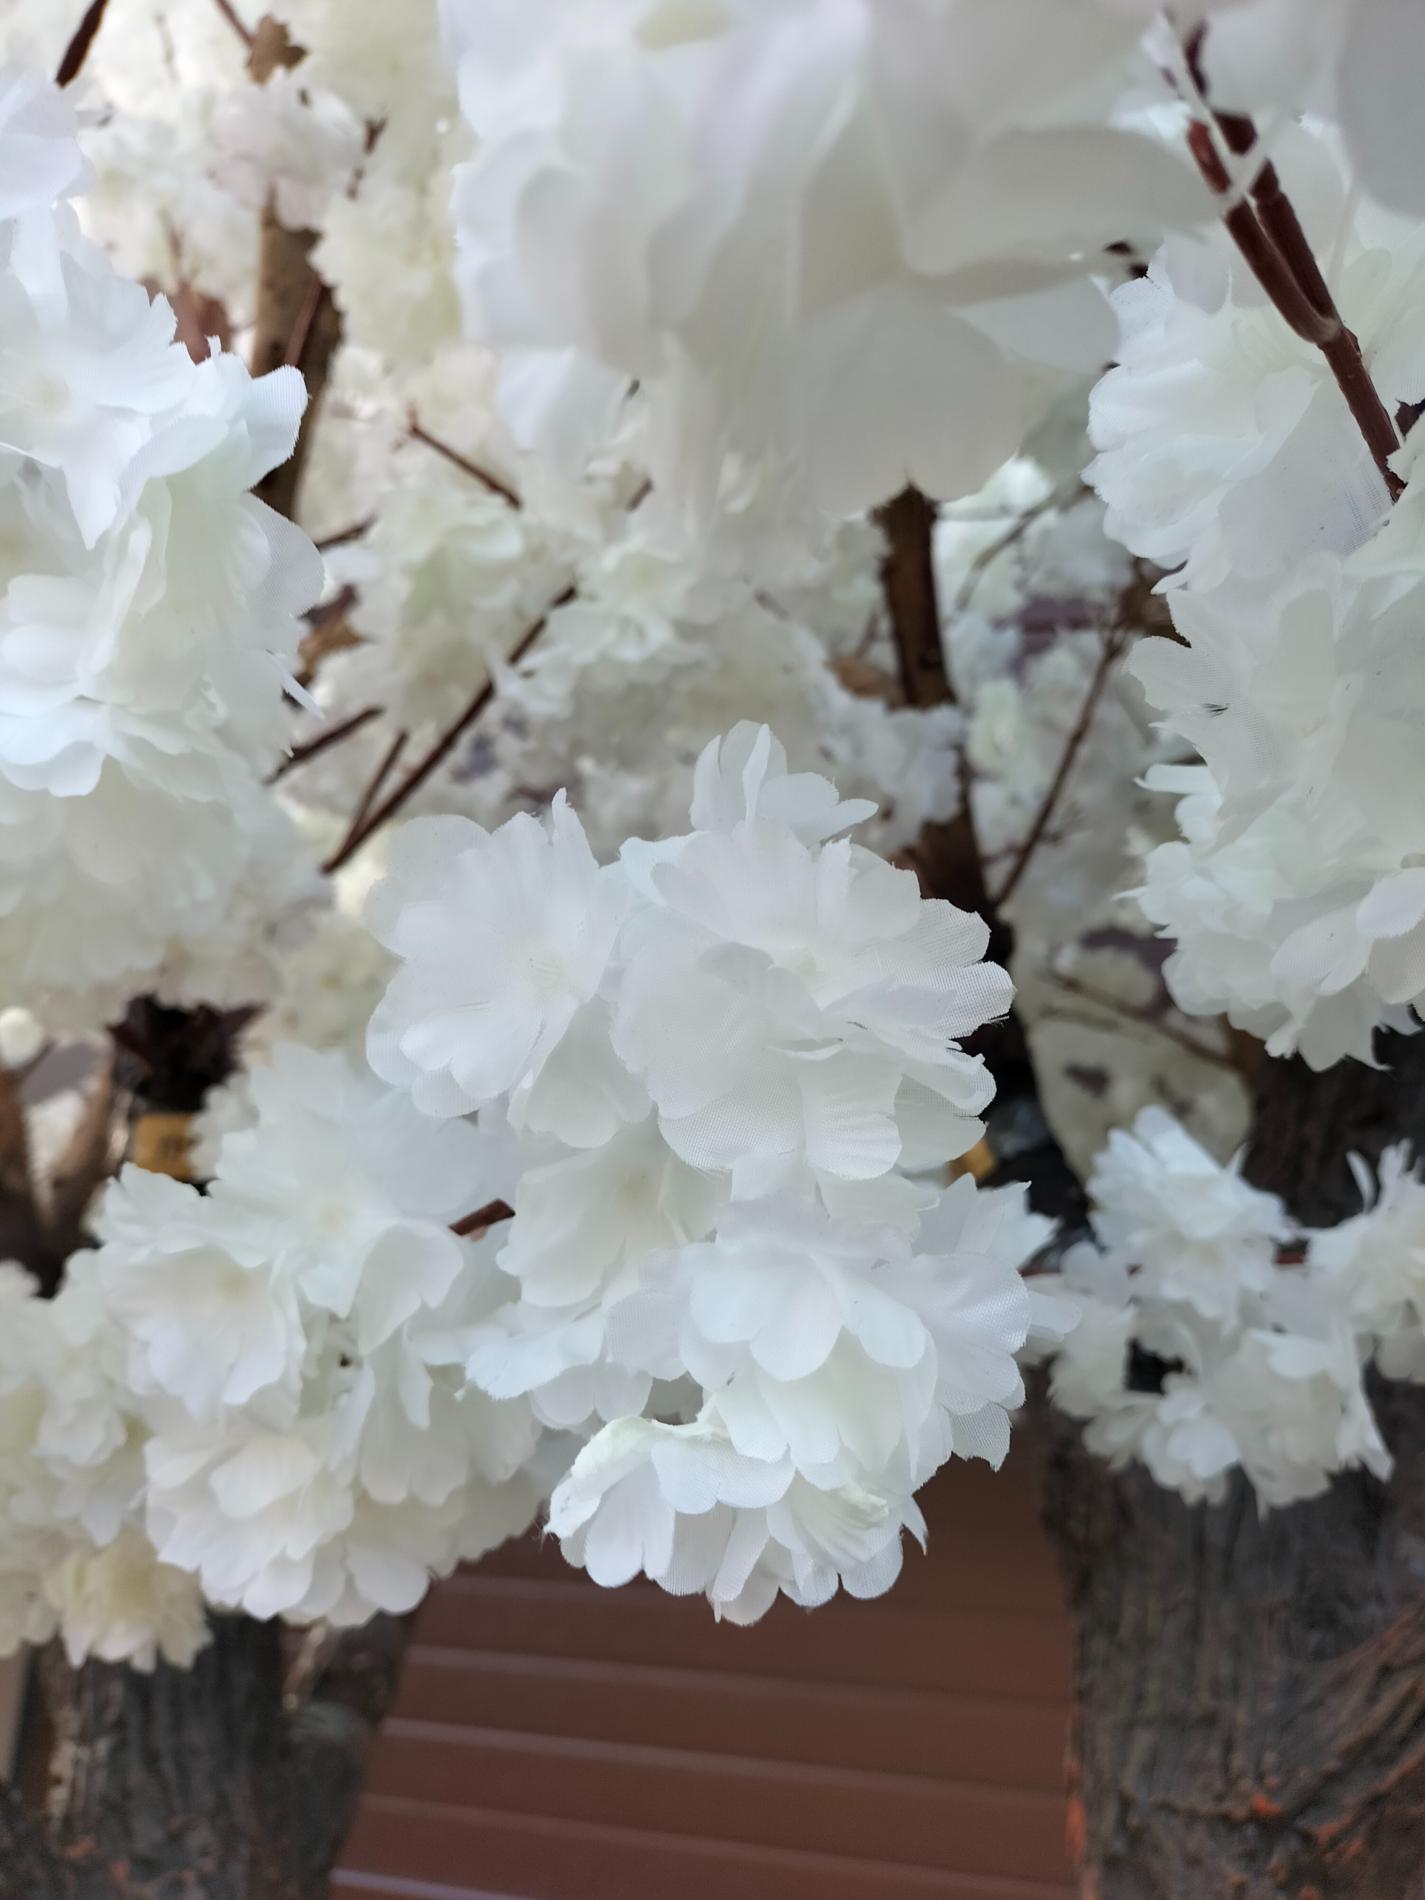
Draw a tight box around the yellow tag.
[129,1111,195,1182]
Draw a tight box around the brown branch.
[314,516,374,552]
[451,1198,514,1238]
[267,705,382,784]
[287,1614,414,1891]
[342,726,407,842]
[56,0,110,85]
[1182,52,1403,499]
[993,624,1127,911]
[322,589,573,874]
[1044,969,1240,1074]
[875,488,952,708]
[407,411,522,511]
[210,0,253,44]
[951,485,1082,618]
[247,18,342,524]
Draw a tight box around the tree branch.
[407,412,522,511]
[1182,45,1403,499]
[322,588,573,874]
[267,705,382,785]
[287,1614,414,1892]
[56,0,110,86]
[209,0,253,45]
[875,488,952,708]
[247,18,343,525]
[992,621,1128,911]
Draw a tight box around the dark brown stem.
[407,412,522,511]
[875,488,952,709]
[314,517,374,552]
[993,623,1127,910]
[247,20,343,524]
[322,588,572,874]
[340,727,408,845]
[1043,968,1239,1073]
[1184,100,1403,499]
[210,0,253,44]
[267,705,382,784]
[451,1198,515,1238]
[56,0,110,85]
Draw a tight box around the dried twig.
[342,727,408,844]
[407,411,522,511]
[56,0,110,85]
[993,623,1128,910]
[267,704,382,784]
[1045,969,1240,1074]
[322,589,573,874]
[451,1199,515,1238]
[314,517,374,553]
[210,0,253,44]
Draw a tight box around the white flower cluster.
[0,1258,206,1671]
[1090,121,1425,1066]
[365,724,1057,1619]
[0,67,323,1030]
[439,0,1202,565]
[1041,1108,1408,1510]
[89,1044,543,1628]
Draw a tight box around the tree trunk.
[1,1612,410,1899]
[1041,1033,1425,1899]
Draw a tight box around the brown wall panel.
[338,1447,1074,1899]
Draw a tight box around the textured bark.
[2,1613,412,1900]
[1042,1033,1425,1900]
[2,1001,414,1897]
[246,18,342,524]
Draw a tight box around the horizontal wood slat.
[343,1797,1074,1900]
[393,1648,1069,1788]
[363,1721,1069,1880]
[339,1458,1074,1898]
[416,1578,1070,1700]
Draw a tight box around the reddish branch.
[451,1198,515,1238]
[407,411,523,510]
[267,704,382,784]
[210,0,254,45]
[1183,51,1403,499]
[322,588,574,874]
[993,622,1128,910]
[1044,968,1239,1074]
[876,488,953,708]
[342,726,408,842]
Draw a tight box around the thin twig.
[322,590,573,874]
[315,517,375,553]
[451,1199,515,1238]
[209,0,253,46]
[1044,970,1239,1074]
[342,727,408,844]
[952,486,1082,617]
[267,705,382,785]
[993,624,1127,910]
[407,411,522,510]
[56,0,110,85]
